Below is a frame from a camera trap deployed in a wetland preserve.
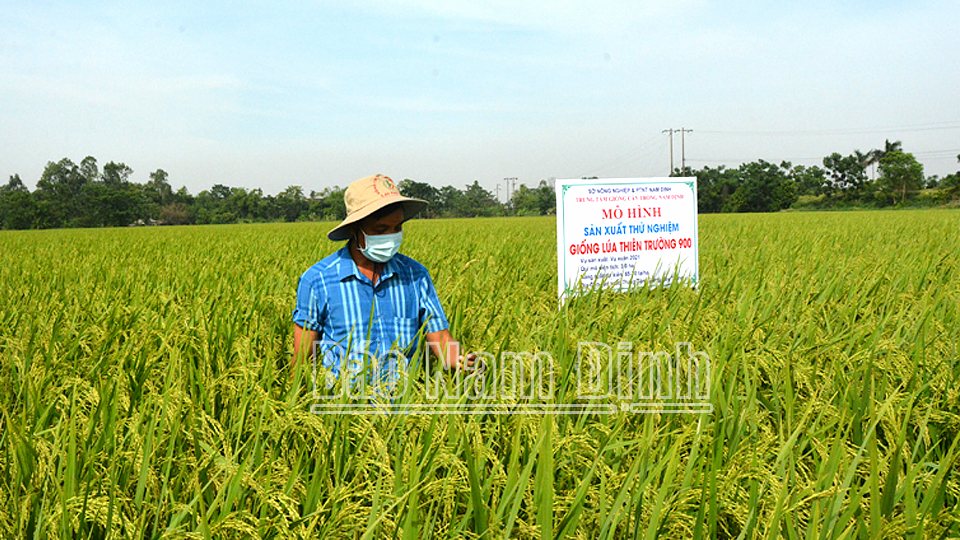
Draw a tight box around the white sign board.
[555,178,699,302]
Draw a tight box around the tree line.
[0,156,557,229]
[687,141,960,213]
[2,142,958,229]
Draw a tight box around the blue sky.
[2,0,959,197]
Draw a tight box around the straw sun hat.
[326,174,428,241]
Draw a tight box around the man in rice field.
[292,174,475,385]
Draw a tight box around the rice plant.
[0,209,957,538]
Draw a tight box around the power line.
[578,122,959,180]
[686,158,823,165]
[911,148,960,157]
[615,139,670,175]
[689,148,960,163]
[580,132,663,178]
[697,120,960,136]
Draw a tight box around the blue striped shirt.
[292,246,449,378]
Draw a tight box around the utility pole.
[662,129,674,175]
[495,182,501,202]
[678,128,692,174]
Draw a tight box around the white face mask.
[360,230,402,262]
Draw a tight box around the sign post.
[555,177,699,303]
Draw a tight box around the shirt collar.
[336,245,397,286]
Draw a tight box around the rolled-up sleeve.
[418,271,449,333]
[292,272,325,332]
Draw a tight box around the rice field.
[1,209,958,539]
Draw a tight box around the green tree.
[190,184,235,223]
[276,185,307,222]
[865,140,902,176]
[438,186,463,217]
[101,161,133,186]
[81,181,145,227]
[319,187,347,220]
[458,181,501,217]
[509,184,539,215]
[35,158,87,227]
[147,169,173,206]
[398,179,440,217]
[86,161,145,226]
[724,160,797,213]
[508,181,556,216]
[692,165,742,213]
[223,187,272,221]
[160,203,190,225]
[2,174,27,193]
[877,150,924,205]
[822,153,869,200]
[534,180,556,215]
[788,164,828,196]
[0,174,37,229]
[210,184,232,200]
[172,186,194,206]
[79,156,99,184]
[943,154,960,200]
[940,172,960,200]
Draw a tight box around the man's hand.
[425,328,481,372]
[459,352,484,373]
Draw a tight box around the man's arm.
[293,323,320,370]
[425,328,477,371]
